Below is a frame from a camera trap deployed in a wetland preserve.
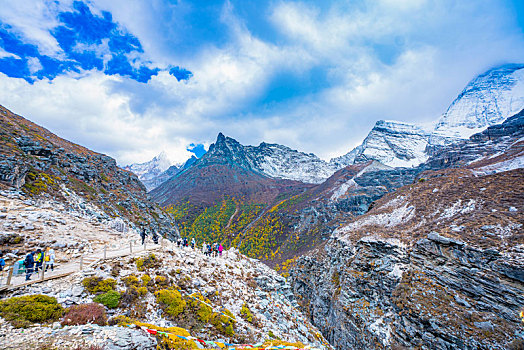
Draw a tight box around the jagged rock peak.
[199,133,337,184]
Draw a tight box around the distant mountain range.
[124,153,197,191]
[128,64,524,190]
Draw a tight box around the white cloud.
[0,0,73,58]
[0,0,523,166]
[0,47,20,59]
[27,57,43,74]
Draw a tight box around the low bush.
[61,303,107,326]
[154,275,170,288]
[135,253,160,271]
[123,275,140,287]
[187,293,213,323]
[93,290,121,308]
[141,274,151,286]
[241,302,253,323]
[155,289,186,318]
[211,309,236,336]
[82,277,116,294]
[0,294,63,328]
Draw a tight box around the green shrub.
[155,276,169,287]
[123,275,140,287]
[82,277,116,294]
[0,295,63,328]
[135,253,159,271]
[211,309,236,336]
[241,302,253,323]
[136,287,148,296]
[93,290,121,309]
[268,330,281,340]
[187,293,213,323]
[141,274,151,286]
[155,289,186,318]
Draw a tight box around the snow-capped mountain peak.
[197,133,338,184]
[333,64,524,169]
[434,63,524,139]
[332,120,431,168]
[123,151,175,181]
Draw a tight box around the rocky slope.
[0,105,176,238]
[288,112,524,349]
[0,191,329,349]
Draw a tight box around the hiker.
[202,241,207,255]
[34,248,43,273]
[183,237,188,248]
[176,238,181,248]
[140,228,147,245]
[191,238,196,249]
[152,231,159,244]
[0,254,5,271]
[24,251,34,281]
[213,243,218,258]
[45,248,55,272]
[207,243,212,256]
[218,243,223,257]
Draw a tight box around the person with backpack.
[24,251,35,281]
[207,243,212,256]
[183,237,188,248]
[140,228,147,245]
[0,254,5,271]
[45,248,55,272]
[191,238,196,249]
[34,249,43,273]
[218,243,224,257]
[202,241,207,255]
[152,231,159,244]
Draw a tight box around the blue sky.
[0,0,523,165]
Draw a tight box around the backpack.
[45,254,50,262]
[24,255,31,267]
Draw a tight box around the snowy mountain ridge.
[435,63,524,137]
[131,64,524,186]
[334,63,524,168]
[198,133,337,184]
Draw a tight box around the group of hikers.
[23,247,56,281]
[138,226,224,258]
[139,227,159,245]
[176,237,224,257]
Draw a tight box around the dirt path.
[0,241,163,291]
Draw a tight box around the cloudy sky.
[0,0,523,165]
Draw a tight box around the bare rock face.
[290,233,524,349]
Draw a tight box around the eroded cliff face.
[289,165,524,349]
[291,234,523,349]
